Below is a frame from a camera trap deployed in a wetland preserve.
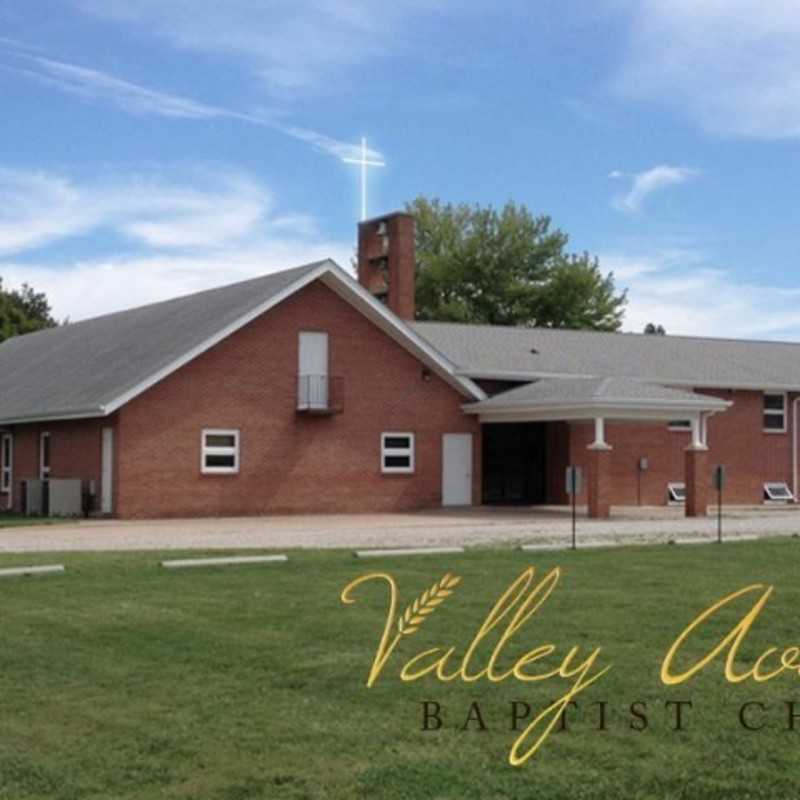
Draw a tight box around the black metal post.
[571,470,577,550]
[717,478,722,544]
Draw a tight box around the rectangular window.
[40,431,51,480]
[201,429,240,474]
[1,434,12,493]
[381,433,415,474]
[764,482,794,502]
[667,420,691,431]
[763,393,787,433]
[667,482,686,503]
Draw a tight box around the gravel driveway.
[1,506,800,553]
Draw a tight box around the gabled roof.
[412,322,800,391]
[0,261,483,424]
[465,376,729,419]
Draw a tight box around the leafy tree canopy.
[407,197,626,330]
[0,280,57,343]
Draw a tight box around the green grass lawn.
[0,514,76,528]
[0,540,798,799]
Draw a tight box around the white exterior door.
[101,427,114,514]
[442,434,473,506]
[298,332,329,409]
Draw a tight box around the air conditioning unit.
[49,479,82,517]
[21,478,82,517]
[22,479,44,516]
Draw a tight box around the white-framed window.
[667,420,692,432]
[1,433,12,493]
[39,431,51,480]
[763,392,787,433]
[667,482,686,504]
[201,429,240,474]
[764,482,794,503]
[381,433,415,474]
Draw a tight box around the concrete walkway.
[1,505,800,552]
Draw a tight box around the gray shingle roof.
[0,261,328,423]
[469,376,729,412]
[3,259,796,426]
[412,322,800,390]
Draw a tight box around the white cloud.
[606,249,800,340]
[2,52,381,161]
[614,0,800,138]
[611,165,699,213]
[71,0,443,95]
[0,166,275,256]
[0,165,353,321]
[0,169,93,255]
[0,238,353,323]
[20,56,230,119]
[115,177,268,249]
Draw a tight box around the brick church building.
[0,211,797,519]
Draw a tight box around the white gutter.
[0,408,107,426]
[463,398,731,414]
[457,369,800,394]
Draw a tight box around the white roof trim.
[464,397,730,424]
[318,266,485,400]
[466,397,730,413]
[458,369,800,393]
[470,406,714,424]
[101,261,334,415]
[459,369,599,382]
[0,408,105,426]
[97,260,483,417]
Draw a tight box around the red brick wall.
[557,389,797,506]
[4,418,107,513]
[114,280,481,518]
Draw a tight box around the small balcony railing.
[296,375,344,415]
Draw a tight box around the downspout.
[0,428,9,513]
[793,396,800,503]
[700,410,719,447]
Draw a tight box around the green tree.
[644,322,666,335]
[0,280,57,343]
[407,197,626,330]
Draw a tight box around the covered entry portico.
[464,377,731,518]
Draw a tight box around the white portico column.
[685,413,710,518]
[592,416,608,448]
[690,414,705,449]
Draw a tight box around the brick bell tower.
[357,211,416,321]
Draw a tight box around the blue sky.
[1,1,800,338]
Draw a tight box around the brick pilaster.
[587,444,612,519]
[684,445,709,517]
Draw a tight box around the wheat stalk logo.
[397,572,461,636]
[340,570,464,687]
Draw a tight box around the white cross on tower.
[342,137,385,221]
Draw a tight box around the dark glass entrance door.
[482,423,547,505]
